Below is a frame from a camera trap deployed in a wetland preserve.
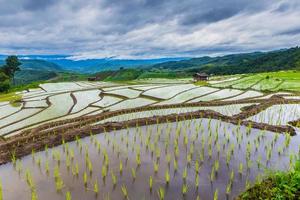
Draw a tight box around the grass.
[238,160,300,200]
[0,92,22,106]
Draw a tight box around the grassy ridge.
[238,160,300,200]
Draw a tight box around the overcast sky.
[0,0,300,59]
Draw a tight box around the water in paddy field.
[0,119,299,200]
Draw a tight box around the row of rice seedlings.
[5,117,298,199]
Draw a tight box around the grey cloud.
[0,0,299,58]
[22,0,58,11]
[279,28,300,36]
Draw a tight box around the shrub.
[238,160,300,200]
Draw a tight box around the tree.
[2,55,21,83]
[0,72,10,92]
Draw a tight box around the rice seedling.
[214,160,220,174]
[121,185,129,199]
[226,182,232,195]
[0,180,2,200]
[157,187,165,200]
[83,171,88,187]
[149,176,153,191]
[229,170,235,183]
[26,169,35,191]
[165,169,170,185]
[210,167,215,183]
[195,174,199,187]
[102,165,107,179]
[182,183,188,196]
[119,160,123,175]
[94,180,99,194]
[111,171,117,187]
[31,190,38,200]
[238,162,243,175]
[55,177,64,192]
[173,159,178,173]
[214,189,218,200]
[154,161,159,174]
[131,168,136,181]
[182,167,187,182]
[66,191,72,200]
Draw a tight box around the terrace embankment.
[0,95,299,165]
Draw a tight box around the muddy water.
[0,119,299,200]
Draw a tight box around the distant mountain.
[151,47,300,75]
[0,59,62,84]
[0,55,187,74]
[47,57,187,73]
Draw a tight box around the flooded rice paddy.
[0,118,299,200]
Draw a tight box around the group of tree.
[0,55,21,92]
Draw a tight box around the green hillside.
[0,59,64,85]
[151,47,300,75]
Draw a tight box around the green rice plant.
[26,169,35,190]
[187,153,192,166]
[131,168,136,181]
[195,160,200,174]
[119,160,123,174]
[230,170,234,183]
[136,154,141,167]
[31,190,38,200]
[149,176,153,191]
[16,160,23,174]
[121,185,128,199]
[226,182,232,195]
[210,167,215,183]
[256,156,262,169]
[182,183,188,196]
[226,151,231,166]
[214,160,220,174]
[94,180,99,194]
[238,162,243,175]
[111,171,117,187]
[285,134,291,148]
[65,191,72,200]
[157,187,165,200]
[45,160,50,175]
[153,161,159,174]
[11,151,16,166]
[55,177,64,192]
[83,171,88,187]
[195,174,199,187]
[165,169,170,185]
[182,167,187,182]
[166,153,171,166]
[173,159,178,172]
[87,159,93,175]
[213,189,218,200]
[0,180,2,200]
[156,148,161,161]
[102,166,107,179]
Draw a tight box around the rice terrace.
[1,0,300,200]
[0,70,299,200]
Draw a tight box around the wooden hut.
[193,73,209,81]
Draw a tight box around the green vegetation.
[0,56,21,92]
[151,47,300,75]
[0,92,22,106]
[238,160,300,200]
[93,68,191,82]
[211,70,300,92]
